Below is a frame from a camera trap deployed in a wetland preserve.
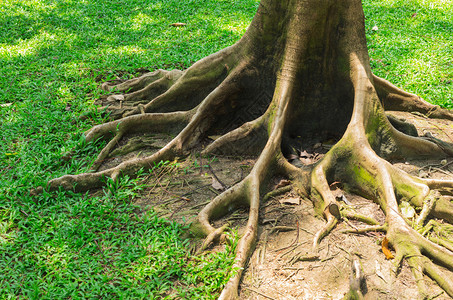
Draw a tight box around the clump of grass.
[0,0,256,295]
[0,171,238,299]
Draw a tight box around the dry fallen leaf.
[299,150,313,158]
[275,179,291,189]
[298,158,311,165]
[336,194,352,205]
[288,154,299,160]
[382,237,394,259]
[170,23,186,27]
[208,135,221,141]
[211,177,224,191]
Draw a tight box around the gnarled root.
[305,53,453,299]
[97,46,241,120]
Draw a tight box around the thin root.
[200,223,230,252]
[313,214,338,250]
[340,224,387,234]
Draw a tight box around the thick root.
[390,168,453,225]
[373,74,453,121]
[84,111,191,143]
[202,114,269,156]
[340,224,387,234]
[98,46,242,120]
[123,48,244,118]
[47,59,264,193]
[47,111,194,192]
[302,54,453,299]
[101,69,183,94]
[194,179,249,239]
[389,225,453,298]
[98,69,184,119]
[341,209,381,226]
[47,140,177,192]
[312,214,338,249]
[324,139,453,298]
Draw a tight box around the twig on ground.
[269,226,297,234]
[289,253,319,265]
[208,164,227,190]
[260,230,269,264]
[180,183,212,197]
[157,177,191,201]
[189,200,211,210]
[243,286,277,300]
[279,241,309,258]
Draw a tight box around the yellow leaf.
[382,237,394,259]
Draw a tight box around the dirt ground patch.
[131,111,453,300]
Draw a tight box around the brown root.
[84,111,191,143]
[341,209,381,226]
[340,224,387,234]
[298,53,453,299]
[98,47,242,120]
[101,69,183,94]
[373,74,453,121]
[312,214,338,249]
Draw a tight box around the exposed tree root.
[429,237,453,253]
[301,53,453,298]
[374,74,453,121]
[43,0,453,298]
[341,209,381,226]
[202,114,270,156]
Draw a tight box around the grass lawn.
[0,0,451,298]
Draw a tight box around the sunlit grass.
[364,0,453,108]
[0,0,254,298]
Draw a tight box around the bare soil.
[130,111,453,300]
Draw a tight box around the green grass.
[364,0,453,108]
[0,170,238,299]
[0,0,451,298]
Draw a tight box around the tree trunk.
[43,0,453,298]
